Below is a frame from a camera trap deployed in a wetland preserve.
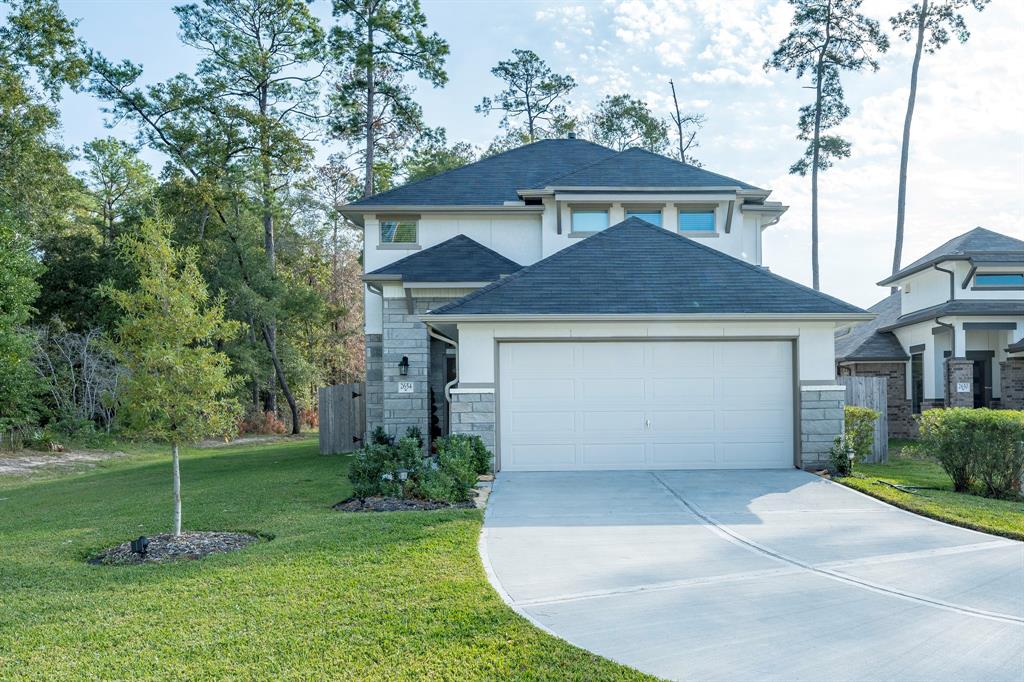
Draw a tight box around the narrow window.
[678,210,716,233]
[911,353,923,414]
[379,217,418,244]
[571,209,609,232]
[975,273,1024,288]
[625,209,662,227]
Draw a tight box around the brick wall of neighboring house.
[1000,357,1024,410]
[945,358,975,409]
[800,385,846,470]
[839,362,916,438]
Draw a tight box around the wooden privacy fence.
[838,376,888,463]
[318,383,365,455]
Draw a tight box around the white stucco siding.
[363,213,543,276]
[454,320,839,385]
[898,261,1024,315]
[365,287,383,335]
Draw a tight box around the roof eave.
[420,312,874,323]
[877,256,972,286]
[341,204,545,217]
[837,356,910,364]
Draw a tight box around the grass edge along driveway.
[0,438,654,681]
[837,444,1024,542]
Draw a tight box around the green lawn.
[0,438,651,680]
[837,443,1024,541]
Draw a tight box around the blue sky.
[57,0,1023,307]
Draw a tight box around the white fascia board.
[404,281,489,289]
[420,312,876,323]
[341,204,544,216]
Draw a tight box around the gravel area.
[0,449,128,477]
[333,496,475,512]
[89,531,259,565]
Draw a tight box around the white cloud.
[612,0,695,67]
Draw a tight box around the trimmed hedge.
[917,408,1024,499]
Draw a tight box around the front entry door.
[965,351,994,408]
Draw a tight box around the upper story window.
[380,217,418,245]
[625,208,662,227]
[571,207,609,233]
[974,273,1024,288]
[677,206,717,234]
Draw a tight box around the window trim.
[624,204,664,227]
[971,271,1024,291]
[378,214,420,247]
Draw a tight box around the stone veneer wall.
[1000,357,1024,410]
[449,389,496,454]
[364,333,383,441]
[800,385,846,470]
[945,358,975,409]
[379,296,456,444]
[843,362,916,438]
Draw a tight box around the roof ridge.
[530,143,621,188]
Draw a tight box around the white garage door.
[498,340,794,471]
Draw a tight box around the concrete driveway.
[480,470,1024,682]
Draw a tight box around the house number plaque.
[956,382,971,393]
[398,381,415,394]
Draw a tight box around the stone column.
[449,388,496,461]
[945,358,974,408]
[382,297,430,442]
[364,334,383,439]
[800,384,846,470]
[1000,358,1024,410]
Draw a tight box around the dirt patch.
[333,496,476,512]
[89,531,259,565]
[0,449,129,477]
[197,434,307,448]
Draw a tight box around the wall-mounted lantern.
[398,355,409,376]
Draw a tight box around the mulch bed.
[333,496,475,512]
[89,531,259,565]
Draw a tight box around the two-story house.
[836,227,1024,437]
[343,137,871,472]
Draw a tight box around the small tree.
[105,218,241,535]
[585,94,669,152]
[476,49,576,142]
[765,0,888,291]
[668,79,706,165]
[888,0,990,288]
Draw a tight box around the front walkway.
[480,470,1024,682]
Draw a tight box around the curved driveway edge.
[479,469,1024,682]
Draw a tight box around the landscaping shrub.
[404,425,424,448]
[917,408,1024,498]
[436,434,492,475]
[238,410,287,435]
[370,425,393,446]
[829,436,855,476]
[844,406,880,463]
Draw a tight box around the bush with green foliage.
[370,425,393,446]
[829,435,855,476]
[844,406,880,462]
[917,408,1024,498]
[404,425,424,448]
[347,433,493,504]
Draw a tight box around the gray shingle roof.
[364,235,521,283]
[835,293,909,362]
[427,218,865,317]
[879,227,1024,285]
[878,299,1024,331]
[348,139,618,207]
[537,147,761,190]
[345,139,765,208]
[1008,338,1024,353]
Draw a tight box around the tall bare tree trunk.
[809,9,833,292]
[364,23,375,197]
[892,0,929,292]
[670,78,685,162]
[172,443,182,536]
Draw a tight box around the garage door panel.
[650,378,715,402]
[499,340,793,471]
[510,411,574,434]
[581,442,646,467]
[580,378,644,401]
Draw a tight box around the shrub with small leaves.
[404,425,424,449]
[435,434,492,476]
[370,425,393,446]
[829,436,855,476]
[844,406,880,462]
[917,408,1024,497]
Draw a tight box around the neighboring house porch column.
[945,357,975,408]
[1000,357,1024,410]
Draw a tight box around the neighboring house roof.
[533,147,762,191]
[878,299,1024,332]
[426,218,866,317]
[344,139,766,209]
[879,227,1024,285]
[363,235,521,283]
[835,293,909,363]
[1008,338,1024,353]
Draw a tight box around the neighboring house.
[836,227,1024,437]
[344,137,871,472]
